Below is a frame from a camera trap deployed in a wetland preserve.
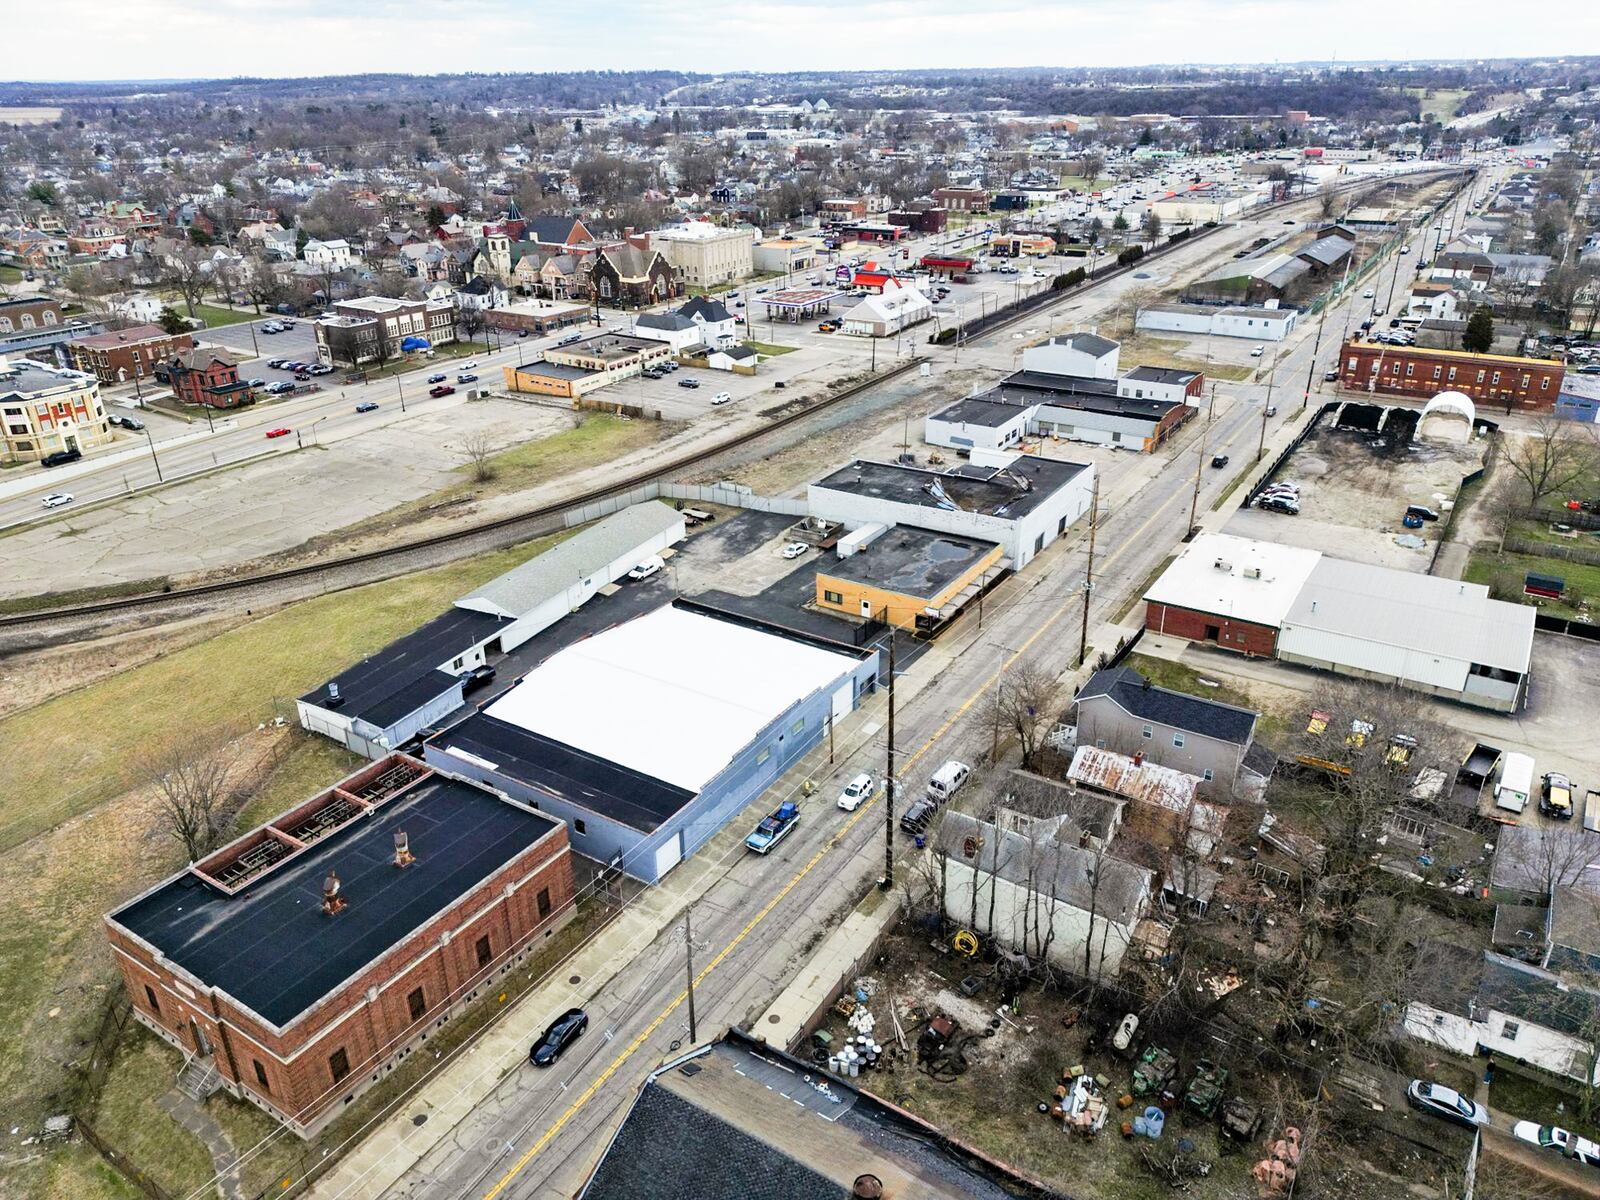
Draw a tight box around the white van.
[1495,752,1535,814]
[927,760,971,804]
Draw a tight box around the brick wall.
[1144,601,1277,657]
[109,828,576,1135]
[1337,341,1563,412]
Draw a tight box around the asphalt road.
[333,180,1484,1200]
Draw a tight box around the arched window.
[20,313,34,330]
[0,317,11,333]
[42,310,57,326]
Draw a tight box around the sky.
[9,0,1600,83]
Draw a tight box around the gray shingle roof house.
[1071,665,1263,798]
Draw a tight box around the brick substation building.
[104,755,575,1136]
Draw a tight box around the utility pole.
[1257,355,1278,462]
[682,904,697,1045]
[1188,394,1212,538]
[881,618,895,891]
[1078,474,1099,668]
[1300,298,1331,415]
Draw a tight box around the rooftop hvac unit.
[1243,566,1262,579]
[1213,558,1233,572]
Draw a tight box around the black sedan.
[530,1008,588,1067]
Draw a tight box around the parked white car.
[781,541,809,559]
[1249,345,1265,357]
[626,556,664,581]
[1512,1121,1600,1167]
[41,492,74,509]
[837,773,876,811]
[711,391,732,405]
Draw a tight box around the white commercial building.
[1144,533,1535,712]
[1276,557,1534,713]
[808,457,1096,570]
[426,603,881,882]
[298,501,686,757]
[1137,303,1299,342]
[840,286,932,337]
[650,222,757,288]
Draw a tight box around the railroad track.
[1,167,1465,640]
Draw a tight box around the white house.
[676,297,739,349]
[455,276,509,313]
[937,811,1154,979]
[633,312,702,353]
[1402,942,1600,1088]
[108,291,164,325]
[303,238,356,271]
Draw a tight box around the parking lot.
[197,315,321,389]
[1226,423,1488,571]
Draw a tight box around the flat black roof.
[820,527,998,598]
[428,712,695,833]
[1124,365,1200,385]
[930,396,1029,428]
[993,369,1182,422]
[814,458,1087,520]
[300,606,509,730]
[113,774,558,1028]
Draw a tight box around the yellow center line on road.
[485,433,1206,1198]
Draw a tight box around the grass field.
[0,532,568,853]
[189,302,254,329]
[1410,87,1470,124]
[1058,174,1113,192]
[743,339,796,356]
[1114,332,1254,382]
[0,264,22,283]
[1465,547,1600,620]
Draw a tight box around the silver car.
[1406,1080,1489,1129]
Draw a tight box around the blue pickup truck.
[744,801,800,854]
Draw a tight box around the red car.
[429,385,456,398]
[265,427,292,438]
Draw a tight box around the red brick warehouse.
[1336,340,1564,412]
[104,755,576,1136]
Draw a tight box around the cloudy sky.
[12,0,1599,82]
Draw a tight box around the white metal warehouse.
[1275,559,1534,713]
[426,602,881,882]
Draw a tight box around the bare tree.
[140,736,240,861]
[460,430,498,482]
[975,663,1067,769]
[1497,418,1600,509]
[163,241,211,318]
[457,305,486,348]
[1318,180,1340,220]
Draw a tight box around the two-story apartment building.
[313,296,457,367]
[69,325,194,386]
[1337,341,1564,411]
[1070,666,1267,799]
